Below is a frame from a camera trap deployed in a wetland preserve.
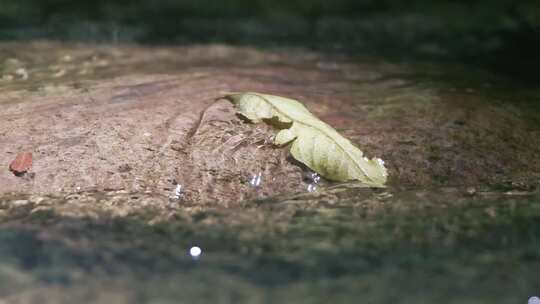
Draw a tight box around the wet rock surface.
[1,41,540,303]
[1,42,539,201]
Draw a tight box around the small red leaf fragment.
[9,152,33,176]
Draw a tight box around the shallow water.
[1,186,539,303]
[1,41,540,303]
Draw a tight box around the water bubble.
[249,172,262,187]
[529,296,540,304]
[307,183,317,192]
[189,246,202,260]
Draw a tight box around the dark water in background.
[1,0,540,84]
[1,1,540,303]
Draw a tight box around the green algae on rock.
[222,92,388,187]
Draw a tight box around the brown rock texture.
[1,42,539,203]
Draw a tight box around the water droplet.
[189,246,202,260]
[170,184,183,200]
[249,172,262,187]
[529,296,540,304]
[306,172,320,192]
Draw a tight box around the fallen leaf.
[9,152,33,176]
[221,92,388,187]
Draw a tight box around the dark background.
[1,0,539,83]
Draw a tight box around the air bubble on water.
[249,172,262,187]
[307,183,317,192]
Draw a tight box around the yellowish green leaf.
[221,92,388,187]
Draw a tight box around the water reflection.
[189,246,202,260]
[172,184,183,199]
[249,172,262,187]
[306,172,320,193]
[529,297,540,304]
